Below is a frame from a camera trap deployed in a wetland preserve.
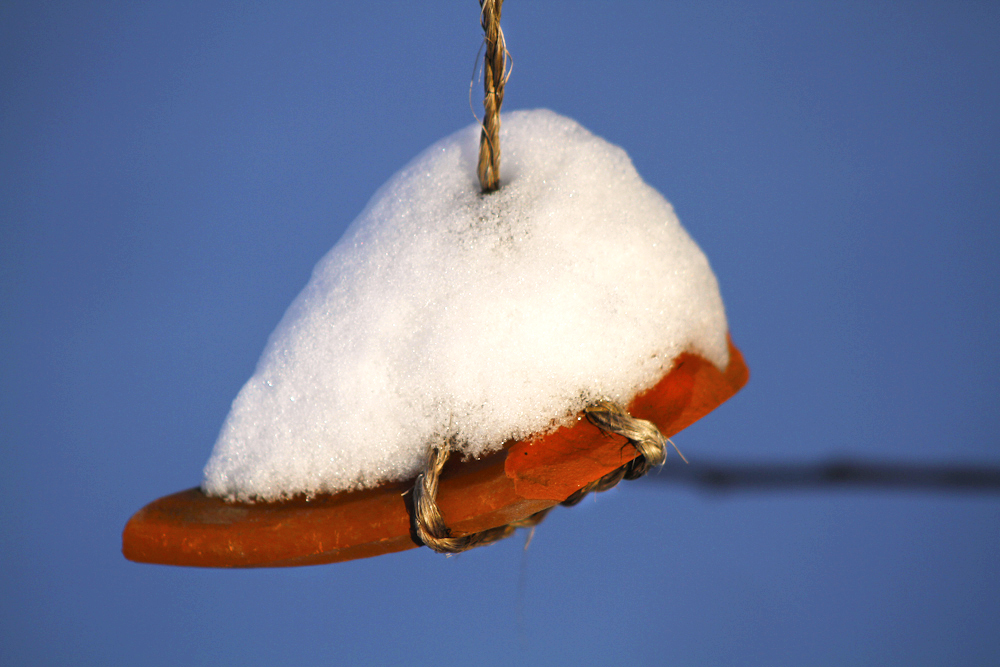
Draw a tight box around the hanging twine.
[409,2,674,555]
[410,401,671,554]
[477,0,506,193]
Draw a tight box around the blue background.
[3,2,999,665]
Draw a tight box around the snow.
[202,109,729,501]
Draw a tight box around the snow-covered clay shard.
[202,109,733,503]
[122,108,747,568]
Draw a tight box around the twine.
[560,401,671,506]
[409,2,674,556]
[412,439,550,554]
[410,401,671,554]
[477,0,506,193]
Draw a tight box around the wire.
[639,458,1000,493]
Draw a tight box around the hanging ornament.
[123,0,747,568]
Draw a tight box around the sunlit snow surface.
[202,109,729,501]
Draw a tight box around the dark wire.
[640,459,1000,493]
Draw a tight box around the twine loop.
[412,439,549,554]
[561,401,670,506]
[410,401,672,554]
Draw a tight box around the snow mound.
[202,109,729,501]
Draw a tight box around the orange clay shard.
[122,336,747,568]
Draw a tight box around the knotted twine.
[412,401,673,554]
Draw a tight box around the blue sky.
[3,2,999,665]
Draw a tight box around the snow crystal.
[202,109,729,501]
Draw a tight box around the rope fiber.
[412,440,551,554]
[410,401,669,554]
[477,0,506,193]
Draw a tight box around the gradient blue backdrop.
[3,2,999,665]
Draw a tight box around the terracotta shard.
[122,337,747,567]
